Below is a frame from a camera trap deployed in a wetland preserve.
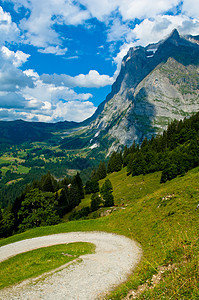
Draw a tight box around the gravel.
[0,231,141,300]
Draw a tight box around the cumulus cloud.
[0,6,20,46]
[0,92,28,109]
[2,0,199,61]
[107,19,133,43]
[51,100,96,122]
[130,15,199,47]
[41,70,114,88]
[9,0,90,48]
[0,70,96,122]
[2,0,183,51]
[1,46,30,67]
[0,55,34,92]
[0,75,96,122]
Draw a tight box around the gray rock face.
[87,29,199,154]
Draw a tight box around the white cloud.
[41,70,114,88]
[21,77,93,103]
[79,0,118,21]
[0,92,27,109]
[79,0,181,21]
[0,59,34,92]
[0,6,20,46]
[112,14,199,77]
[10,0,90,48]
[38,45,68,56]
[131,15,199,47]
[107,19,133,43]
[182,0,199,19]
[0,74,96,122]
[51,100,96,122]
[23,69,40,78]
[1,46,30,67]
[117,0,179,21]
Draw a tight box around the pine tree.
[72,172,84,199]
[101,179,114,207]
[85,179,99,194]
[41,171,55,192]
[97,161,107,180]
[90,193,101,212]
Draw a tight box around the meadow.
[0,166,198,299]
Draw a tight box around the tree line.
[107,112,199,182]
[0,172,84,237]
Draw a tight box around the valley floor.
[0,232,141,300]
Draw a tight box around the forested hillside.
[108,112,199,182]
[1,112,199,238]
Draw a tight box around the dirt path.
[0,231,141,299]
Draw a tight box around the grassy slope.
[0,167,198,299]
[0,242,95,290]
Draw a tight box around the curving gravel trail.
[0,231,141,300]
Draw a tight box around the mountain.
[78,29,199,155]
[0,30,199,157]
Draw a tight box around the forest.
[0,112,199,238]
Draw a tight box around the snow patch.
[90,143,99,149]
[94,131,100,137]
[147,48,158,53]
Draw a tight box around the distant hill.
[0,119,79,148]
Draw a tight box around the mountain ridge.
[83,29,199,154]
[0,29,199,156]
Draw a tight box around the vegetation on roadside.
[0,166,198,299]
[0,242,95,290]
[0,112,198,299]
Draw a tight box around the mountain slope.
[1,166,198,299]
[84,29,199,155]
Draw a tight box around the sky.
[0,0,198,123]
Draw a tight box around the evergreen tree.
[101,179,114,207]
[97,161,107,180]
[103,190,114,207]
[107,152,123,173]
[160,164,178,183]
[72,172,84,199]
[100,179,112,194]
[90,193,101,212]
[0,205,15,237]
[85,179,99,194]
[40,171,56,192]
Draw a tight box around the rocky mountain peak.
[85,30,199,155]
[167,28,180,41]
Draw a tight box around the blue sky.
[0,0,198,122]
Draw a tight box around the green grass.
[63,193,92,220]
[6,178,23,186]
[0,167,198,299]
[0,242,95,290]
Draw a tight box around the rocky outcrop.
[86,29,199,154]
